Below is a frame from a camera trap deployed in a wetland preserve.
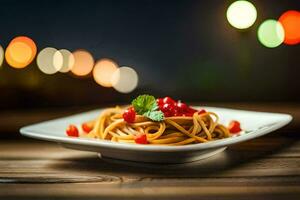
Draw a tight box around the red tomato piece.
[158,104,164,111]
[173,111,181,116]
[135,134,148,144]
[82,122,93,133]
[176,102,188,113]
[184,112,194,117]
[66,125,79,137]
[123,107,136,123]
[198,109,207,114]
[162,103,174,112]
[163,96,176,105]
[156,98,164,106]
[228,120,242,133]
[162,103,176,117]
[164,111,174,117]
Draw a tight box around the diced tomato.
[82,122,93,133]
[66,125,79,137]
[228,120,242,134]
[134,134,148,144]
[162,103,175,116]
[156,98,164,106]
[164,111,174,117]
[176,102,188,113]
[163,96,176,105]
[184,112,194,117]
[157,97,205,118]
[123,107,136,123]
[198,109,207,114]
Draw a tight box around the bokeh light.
[71,50,94,76]
[257,19,284,48]
[58,49,75,73]
[279,10,300,45]
[226,0,257,29]
[111,66,138,93]
[0,46,4,67]
[93,58,119,87]
[5,36,37,69]
[37,47,63,74]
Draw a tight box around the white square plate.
[20,106,292,163]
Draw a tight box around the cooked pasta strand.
[86,107,230,145]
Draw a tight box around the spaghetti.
[82,106,231,145]
[66,95,241,145]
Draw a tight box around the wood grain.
[0,136,299,199]
[0,103,300,199]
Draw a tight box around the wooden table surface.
[0,103,300,200]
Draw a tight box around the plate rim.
[20,106,293,152]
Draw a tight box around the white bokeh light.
[0,46,4,67]
[58,49,75,73]
[111,66,138,93]
[37,47,63,74]
[226,0,257,29]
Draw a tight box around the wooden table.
[0,103,300,199]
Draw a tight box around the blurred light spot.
[10,42,32,62]
[0,46,4,67]
[71,50,94,76]
[5,36,37,69]
[279,10,300,45]
[58,49,74,73]
[257,19,284,48]
[37,47,63,74]
[111,66,138,93]
[226,0,257,29]
[93,59,119,87]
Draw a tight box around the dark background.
[0,0,299,111]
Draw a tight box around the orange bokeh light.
[279,10,300,45]
[93,59,119,87]
[5,36,37,68]
[71,50,94,76]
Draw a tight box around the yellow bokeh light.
[226,0,257,29]
[71,50,94,76]
[111,66,138,93]
[5,36,37,69]
[58,49,74,73]
[8,42,32,63]
[37,47,63,74]
[0,46,4,67]
[93,58,119,87]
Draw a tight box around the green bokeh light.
[257,19,285,48]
